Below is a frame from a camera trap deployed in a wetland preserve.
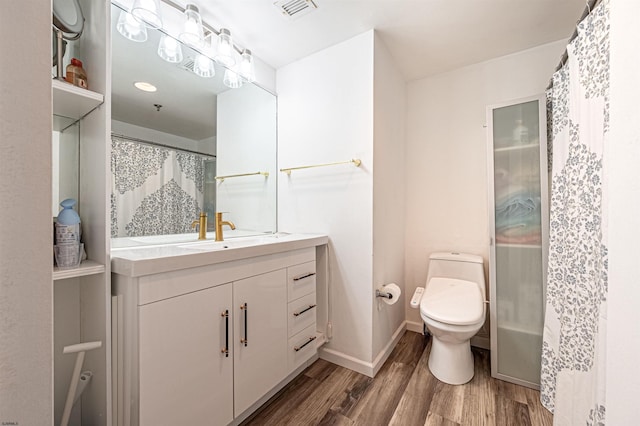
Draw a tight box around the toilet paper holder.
[375,289,393,299]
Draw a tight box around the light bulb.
[116,10,148,42]
[239,49,256,83]
[194,54,215,78]
[179,4,204,48]
[223,69,242,89]
[157,34,183,63]
[131,0,163,29]
[215,28,236,67]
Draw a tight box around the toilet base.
[428,335,474,385]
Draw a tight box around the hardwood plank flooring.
[243,331,552,426]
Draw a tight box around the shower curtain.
[541,0,609,424]
[111,136,208,237]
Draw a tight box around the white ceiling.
[188,0,586,81]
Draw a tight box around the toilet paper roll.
[379,283,401,305]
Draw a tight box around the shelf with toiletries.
[52,78,104,123]
[53,260,106,281]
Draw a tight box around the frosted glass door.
[488,96,548,388]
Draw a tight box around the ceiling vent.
[274,0,318,20]
[178,57,196,73]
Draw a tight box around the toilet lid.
[420,277,484,325]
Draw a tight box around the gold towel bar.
[215,171,269,182]
[280,159,361,175]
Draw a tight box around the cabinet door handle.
[293,272,316,282]
[221,310,229,357]
[240,303,248,347]
[294,336,317,352]
[293,304,317,317]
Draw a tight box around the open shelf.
[52,78,104,122]
[53,259,106,281]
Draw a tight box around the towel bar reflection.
[215,171,269,182]
[280,159,361,175]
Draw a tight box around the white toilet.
[419,252,485,385]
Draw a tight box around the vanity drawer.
[288,292,316,337]
[287,261,316,302]
[288,325,317,373]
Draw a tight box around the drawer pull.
[240,303,248,347]
[293,272,316,282]
[294,336,317,352]
[221,310,229,357]
[293,304,317,317]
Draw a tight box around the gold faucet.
[215,212,236,241]
[191,212,208,240]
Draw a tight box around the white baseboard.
[319,321,407,378]
[406,321,423,334]
[471,335,490,350]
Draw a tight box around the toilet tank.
[426,252,485,299]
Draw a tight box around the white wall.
[277,31,375,365]
[372,33,407,361]
[216,84,277,234]
[112,120,216,156]
[606,0,640,422]
[404,40,567,332]
[0,1,53,423]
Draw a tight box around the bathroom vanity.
[111,233,327,426]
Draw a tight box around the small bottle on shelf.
[65,58,88,89]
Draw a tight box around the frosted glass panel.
[490,99,545,385]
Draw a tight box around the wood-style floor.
[243,331,553,426]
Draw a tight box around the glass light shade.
[223,69,243,89]
[239,49,256,82]
[116,10,148,42]
[131,0,163,29]
[194,54,215,78]
[157,34,183,63]
[215,28,236,67]
[179,4,204,48]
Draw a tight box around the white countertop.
[111,232,328,277]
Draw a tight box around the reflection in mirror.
[52,117,80,217]
[109,2,276,247]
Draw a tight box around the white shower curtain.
[111,136,208,237]
[541,0,609,424]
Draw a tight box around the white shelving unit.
[51,0,111,424]
[486,94,548,390]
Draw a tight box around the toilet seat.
[420,277,483,325]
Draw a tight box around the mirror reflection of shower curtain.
[541,0,609,423]
[110,136,210,237]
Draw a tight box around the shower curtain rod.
[111,133,216,158]
[546,0,601,90]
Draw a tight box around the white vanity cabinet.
[112,240,325,426]
[138,283,234,425]
[233,269,288,417]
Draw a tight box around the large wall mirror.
[109,2,276,247]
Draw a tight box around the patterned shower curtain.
[111,136,208,237]
[541,0,609,424]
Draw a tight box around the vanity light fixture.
[223,69,243,89]
[194,54,216,78]
[239,49,256,83]
[131,0,163,29]
[179,4,204,48]
[215,28,236,67]
[116,10,148,42]
[115,0,256,88]
[157,34,183,63]
[134,81,157,92]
